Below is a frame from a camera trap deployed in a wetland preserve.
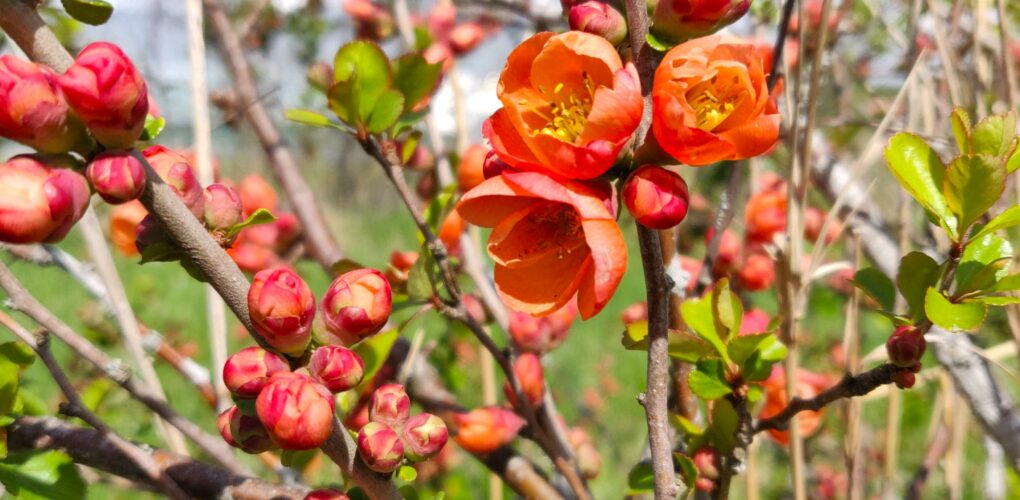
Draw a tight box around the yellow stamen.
[687,79,739,132]
[528,73,597,143]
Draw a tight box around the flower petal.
[457,174,537,227]
[502,171,615,220]
[494,245,590,316]
[576,219,627,319]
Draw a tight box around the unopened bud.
[457,144,488,193]
[357,422,405,473]
[0,155,89,244]
[402,413,449,461]
[304,489,350,500]
[321,268,392,345]
[248,268,316,356]
[306,62,333,92]
[369,383,411,428]
[142,145,204,218]
[309,345,365,393]
[737,253,775,291]
[892,370,916,389]
[569,1,629,46]
[86,151,145,204]
[504,353,545,409]
[651,0,750,44]
[622,165,690,229]
[217,405,274,454]
[255,373,335,450]
[0,55,90,154]
[886,325,926,368]
[449,22,487,54]
[508,300,577,353]
[222,346,290,399]
[453,407,526,454]
[203,183,243,234]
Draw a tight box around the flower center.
[526,202,585,259]
[686,77,740,132]
[522,74,596,143]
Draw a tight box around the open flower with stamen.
[457,170,626,319]
[484,31,642,180]
[652,36,780,166]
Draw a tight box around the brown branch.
[0,312,189,500]
[203,0,345,271]
[6,416,308,500]
[754,364,902,434]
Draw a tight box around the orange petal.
[487,202,586,269]
[719,113,781,159]
[482,109,546,172]
[502,171,614,221]
[576,219,627,319]
[457,174,537,227]
[579,64,643,145]
[494,244,590,316]
[499,32,555,96]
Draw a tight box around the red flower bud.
[304,489,350,500]
[142,145,204,218]
[0,155,89,244]
[438,209,464,255]
[692,446,721,480]
[457,144,489,193]
[369,383,411,428]
[651,0,750,44]
[309,345,365,393]
[892,370,916,389]
[737,253,775,291]
[622,165,690,229]
[402,413,449,461]
[217,405,274,454]
[0,55,89,154]
[59,42,148,149]
[508,300,577,353]
[568,1,629,46]
[255,373,335,450]
[357,422,405,473]
[886,325,926,368]
[248,268,316,356]
[745,188,788,244]
[454,407,526,454]
[222,346,290,399]
[503,353,545,408]
[86,151,145,204]
[203,183,243,233]
[321,268,392,345]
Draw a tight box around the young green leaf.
[710,398,739,453]
[675,453,698,489]
[727,333,772,366]
[668,331,717,362]
[711,278,742,343]
[61,0,114,25]
[971,205,1020,242]
[364,90,405,134]
[851,268,896,312]
[924,287,987,331]
[943,154,1005,232]
[680,293,730,363]
[688,362,733,400]
[331,41,393,126]
[138,114,165,142]
[406,248,436,301]
[0,451,86,500]
[897,252,941,320]
[671,414,704,436]
[884,132,956,238]
[621,320,649,351]
[225,208,277,239]
[989,273,1020,292]
[284,109,335,128]
[956,233,1013,291]
[352,329,399,384]
[950,107,971,153]
[969,296,1020,306]
[969,110,1017,158]
[392,54,443,112]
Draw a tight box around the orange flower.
[458,170,626,319]
[484,31,643,180]
[652,36,780,166]
[759,366,830,445]
[109,200,147,256]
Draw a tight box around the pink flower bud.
[449,22,487,54]
[0,55,89,154]
[402,413,449,461]
[692,446,721,480]
[309,345,365,393]
[369,383,411,428]
[503,353,544,409]
[86,151,145,204]
[222,346,290,399]
[622,165,690,230]
[0,155,89,244]
[142,145,204,218]
[217,405,274,454]
[508,300,577,353]
[651,0,750,44]
[454,407,525,454]
[321,268,392,345]
[886,325,926,368]
[133,214,179,259]
[568,1,629,46]
[248,268,316,356]
[59,42,148,149]
[256,372,335,450]
[737,253,775,292]
[739,308,770,336]
[203,183,243,233]
[357,422,405,473]
[304,489,350,500]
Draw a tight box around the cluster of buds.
[218,344,366,452]
[420,4,496,71]
[691,446,722,492]
[886,325,925,388]
[356,384,449,473]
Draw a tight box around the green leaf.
[622,321,648,351]
[851,268,896,312]
[943,154,1005,232]
[331,41,392,125]
[391,54,443,112]
[0,451,86,500]
[397,464,418,482]
[950,107,971,153]
[675,453,698,489]
[138,241,181,264]
[645,32,673,52]
[405,246,436,301]
[969,296,1020,306]
[897,252,941,320]
[279,449,317,469]
[990,273,1020,292]
[352,329,398,384]
[925,287,987,331]
[398,485,419,500]
[668,331,717,362]
[972,205,1020,241]
[225,208,277,239]
[747,384,764,403]
[671,414,703,436]
[970,111,1017,158]
[688,360,732,400]
[680,294,730,363]
[712,279,741,343]
[284,109,335,128]
[0,343,34,367]
[331,258,366,276]
[884,133,957,238]
[138,114,165,142]
[727,333,772,365]
[60,0,113,25]
[743,336,788,382]
[400,131,422,164]
[957,233,1013,292]
[364,90,404,134]
[626,462,655,494]
[0,354,17,417]
[710,398,739,453]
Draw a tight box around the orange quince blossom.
[457,170,626,319]
[652,36,780,166]
[483,31,643,180]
